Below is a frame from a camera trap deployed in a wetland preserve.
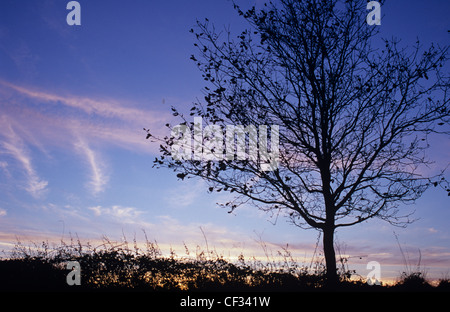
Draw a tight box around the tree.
[146,0,449,285]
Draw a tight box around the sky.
[0,0,449,283]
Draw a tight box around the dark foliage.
[0,238,447,292]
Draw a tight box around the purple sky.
[0,0,449,283]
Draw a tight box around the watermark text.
[171,117,279,171]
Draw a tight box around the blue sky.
[0,0,449,282]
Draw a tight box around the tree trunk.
[323,225,338,286]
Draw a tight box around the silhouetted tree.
[146,0,449,285]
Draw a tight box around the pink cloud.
[0,80,172,197]
[0,80,172,154]
[74,138,109,195]
[0,117,48,197]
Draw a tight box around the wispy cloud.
[0,80,170,131]
[89,205,144,223]
[0,118,48,198]
[75,139,109,195]
[165,180,207,208]
[0,160,9,176]
[0,80,173,196]
[0,80,172,154]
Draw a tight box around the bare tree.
[146,0,449,285]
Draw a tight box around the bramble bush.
[0,235,448,291]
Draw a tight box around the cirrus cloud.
[74,138,109,195]
[0,117,48,198]
[89,205,144,223]
[0,80,172,197]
